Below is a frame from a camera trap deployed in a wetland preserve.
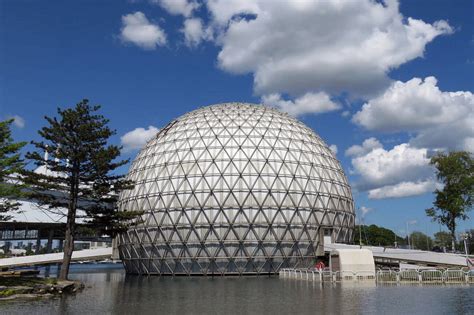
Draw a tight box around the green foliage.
[354,224,406,247]
[24,100,142,234]
[433,231,452,248]
[0,119,27,221]
[426,151,474,250]
[468,229,474,254]
[409,231,432,251]
[0,276,57,288]
[23,99,142,279]
[0,289,16,297]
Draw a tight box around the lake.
[1,264,473,314]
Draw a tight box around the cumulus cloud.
[181,18,207,47]
[7,115,25,128]
[353,77,474,152]
[345,137,383,157]
[368,180,439,199]
[261,92,340,117]
[120,12,167,50]
[119,1,454,116]
[151,0,200,17]
[329,144,338,155]
[348,140,437,199]
[121,126,159,152]
[207,0,452,98]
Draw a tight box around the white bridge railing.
[279,268,474,284]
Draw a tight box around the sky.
[1,0,473,237]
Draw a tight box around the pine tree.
[0,119,27,221]
[23,100,142,280]
[426,151,474,252]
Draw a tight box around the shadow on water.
[1,264,473,315]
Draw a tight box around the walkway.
[280,268,474,284]
[326,243,469,267]
[0,247,113,268]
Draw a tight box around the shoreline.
[0,276,84,301]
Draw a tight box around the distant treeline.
[353,224,474,253]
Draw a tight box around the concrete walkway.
[326,243,469,267]
[1,244,468,268]
[0,247,113,268]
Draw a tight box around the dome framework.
[116,103,354,275]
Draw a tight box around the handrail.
[279,268,474,284]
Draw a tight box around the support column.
[45,229,54,277]
[46,229,54,253]
[57,238,64,276]
[35,230,41,254]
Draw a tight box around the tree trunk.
[59,212,75,280]
[451,231,456,253]
[59,171,78,280]
[450,215,456,253]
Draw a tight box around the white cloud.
[7,115,25,128]
[261,92,340,117]
[118,1,453,116]
[360,206,373,216]
[348,140,437,199]
[353,77,474,152]
[152,0,200,17]
[120,12,167,50]
[181,18,207,47]
[329,144,338,155]
[206,0,452,98]
[368,180,439,199]
[206,0,260,26]
[345,137,382,157]
[121,126,159,152]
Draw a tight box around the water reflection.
[1,265,473,315]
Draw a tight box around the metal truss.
[116,103,355,275]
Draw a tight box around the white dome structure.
[116,103,354,275]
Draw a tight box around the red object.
[315,261,325,270]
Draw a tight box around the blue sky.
[1,0,473,237]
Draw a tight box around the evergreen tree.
[23,100,142,280]
[0,119,27,221]
[426,151,474,251]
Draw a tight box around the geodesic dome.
[116,103,354,275]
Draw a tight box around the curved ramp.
[326,243,468,267]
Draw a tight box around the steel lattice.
[116,103,355,275]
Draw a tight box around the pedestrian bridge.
[0,247,113,268]
[326,243,469,268]
[0,243,469,269]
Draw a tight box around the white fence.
[279,268,474,284]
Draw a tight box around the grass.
[0,276,57,287]
[0,289,16,297]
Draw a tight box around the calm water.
[1,264,473,315]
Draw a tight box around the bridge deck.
[0,244,468,269]
[326,243,468,267]
[0,247,113,268]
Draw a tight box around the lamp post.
[406,220,417,250]
[460,232,471,259]
[406,222,410,249]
